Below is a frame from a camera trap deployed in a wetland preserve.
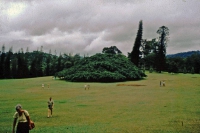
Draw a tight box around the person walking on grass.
[47,97,54,118]
[12,104,32,133]
[163,80,165,86]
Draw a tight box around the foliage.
[191,67,195,74]
[129,20,143,67]
[140,38,157,57]
[183,67,187,74]
[166,57,184,73]
[185,53,200,73]
[57,53,146,82]
[102,46,122,54]
[139,38,158,70]
[166,52,200,74]
[143,53,156,70]
[155,26,169,73]
[167,50,200,58]
[149,66,153,73]
[0,45,81,79]
[0,45,6,78]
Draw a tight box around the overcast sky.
[0,0,199,56]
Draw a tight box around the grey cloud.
[0,0,200,55]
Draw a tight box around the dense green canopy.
[57,53,146,82]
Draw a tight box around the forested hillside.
[167,51,200,58]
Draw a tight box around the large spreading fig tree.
[57,53,146,82]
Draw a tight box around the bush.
[57,53,146,82]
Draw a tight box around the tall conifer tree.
[130,20,143,67]
[156,26,169,72]
[4,47,13,78]
[0,45,6,78]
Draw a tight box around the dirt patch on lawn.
[117,84,146,86]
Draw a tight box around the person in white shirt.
[12,104,32,133]
[47,97,54,117]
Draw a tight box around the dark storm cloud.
[0,0,200,55]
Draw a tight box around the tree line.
[137,39,200,74]
[0,45,82,79]
[0,20,199,79]
[0,43,199,80]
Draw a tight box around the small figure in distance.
[42,84,44,89]
[162,80,165,87]
[84,84,90,90]
[160,80,165,87]
[47,97,54,118]
[12,104,32,133]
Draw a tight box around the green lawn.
[0,72,200,133]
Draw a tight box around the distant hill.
[167,51,200,58]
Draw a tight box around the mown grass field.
[0,72,200,133]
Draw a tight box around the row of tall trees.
[0,46,82,79]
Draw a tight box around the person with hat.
[12,104,32,133]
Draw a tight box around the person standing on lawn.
[12,104,32,133]
[47,97,54,117]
